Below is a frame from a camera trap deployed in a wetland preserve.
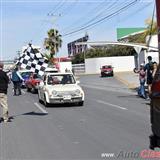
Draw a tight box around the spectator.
[135,63,147,99]
[0,62,10,123]
[152,62,158,78]
[144,56,154,95]
[11,67,24,96]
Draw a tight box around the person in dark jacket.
[144,56,154,95]
[0,62,10,123]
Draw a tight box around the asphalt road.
[0,75,152,160]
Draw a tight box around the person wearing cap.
[0,61,10,123]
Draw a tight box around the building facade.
[67,34,89,57]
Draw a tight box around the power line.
[59,0,79,17]
[62,0,139,37]
[147,2,156,47]
[70,0,120,32]
[61,0,109,33]
[47,0,66,16]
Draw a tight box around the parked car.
[100,65,114,77]
[38,72,84,107]
[25,73,42,93]
[19,70,33,88]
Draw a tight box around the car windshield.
[102,66,112,69]
[47,74,76,85]
[33,74,41,79]
[21,72,33,79]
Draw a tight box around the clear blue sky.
[0,0,155,60]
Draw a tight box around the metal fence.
[72,63,85,74]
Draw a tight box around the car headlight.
[75,89,81,95]
[52,90,58,96]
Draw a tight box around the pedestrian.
[11,66,24,96]
[152,62,158,78]
[144,56,154,96]
[0,61,10,123]
[135,63,147,99]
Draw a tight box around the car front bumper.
[49,97,83,104]
[101,71,113,76]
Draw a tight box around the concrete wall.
[85,56,135,74]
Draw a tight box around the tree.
[128,18,158,44]
[144,18,157,36]
[72,46,135,64]
[44,29,62,60]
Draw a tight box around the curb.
[114,74,137,89]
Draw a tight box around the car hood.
[46,84,82,92]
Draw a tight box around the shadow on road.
[12,111,48,118]
[45,103,83,108]
[117,95,140,98]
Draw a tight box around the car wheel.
[78,101,84,106]
[32,88,37,94]
[27,87,31,92]
[44,95,49,107]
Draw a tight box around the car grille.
[56,91,78,97]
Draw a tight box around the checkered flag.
[16,44,49,76]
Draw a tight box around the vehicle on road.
[38,72,84,106]
[19,70,33,88]
[25,73,42,93]
[100,65,114,77]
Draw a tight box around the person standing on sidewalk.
[11,66,24,96]
[0,62,10,123]
[135,63,147,99]
[144,56,154,96]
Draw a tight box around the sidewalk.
[115,71,139,89]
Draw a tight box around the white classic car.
[38,72,84,106]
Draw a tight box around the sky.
[0,0,155,60]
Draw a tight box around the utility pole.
[156,0,160,62]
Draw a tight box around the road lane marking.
[81,84,134,94]
[96,100,128,110]
[34,102,48,114]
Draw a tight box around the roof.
[117,28,146,40]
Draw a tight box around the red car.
[100,65,114,77]
[25,73,42,93]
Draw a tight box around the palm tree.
[144,18,157,36]
[44,29,62,60]
[128,18,158,44]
